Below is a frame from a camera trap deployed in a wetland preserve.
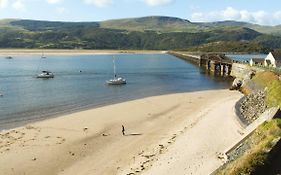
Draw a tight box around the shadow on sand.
[125,133,143,136]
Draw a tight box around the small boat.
[106,77,126,85]
[5,56,13,59]
[36,71,54,78]
[106,56,126,85]
[41,53,46,59]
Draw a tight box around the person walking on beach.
[122,125,125,136]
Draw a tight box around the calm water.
[227,54,267,61]
[0,54,231,129]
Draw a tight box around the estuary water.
[0,54,231,129]
[227,54,267,61]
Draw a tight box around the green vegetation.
[186,41,267,53]
[100,17,281,36]
[216,71,281,175]
[216,118,281,175]
[251,72,281,107]
[0,16,281,50]
[100,16,199,32]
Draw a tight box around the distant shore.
[0,89,245,175]
[0,49,167,56]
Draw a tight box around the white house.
[264,52,281,68]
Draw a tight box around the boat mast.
[113,56,116,78]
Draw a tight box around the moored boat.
[106,56,126,85]
[106,77,126,85]
[36,71,54,78]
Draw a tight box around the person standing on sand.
[122,125,125,136]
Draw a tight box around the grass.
[251,72,281,107]
[216,119,281,175]
[216,71,281,175]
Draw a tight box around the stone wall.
[230,63,252,79]
[239,91,266,124]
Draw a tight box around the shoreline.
[0,89,245,175]
[0,49,167,56]
[0,89,224,131]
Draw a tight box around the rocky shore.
[239,90,266,124]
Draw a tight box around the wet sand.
[0,89,244,175]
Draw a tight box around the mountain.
[10,20,99,31]
[0,16,280,51]
[100,16,200,32]
[100,16,281,36]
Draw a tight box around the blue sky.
[0,0,281,25]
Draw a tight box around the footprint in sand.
[41,135,66,145]
[0,130,27,153]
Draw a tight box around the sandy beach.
[0,49,166,56]
[0,89,244,175]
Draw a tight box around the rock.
[230,78,243,90]
[239,90,266,124]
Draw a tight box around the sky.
[0,0,281,26]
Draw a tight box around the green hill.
[100,17,281,35]
[0,16,281,51]
[100,16,200,32]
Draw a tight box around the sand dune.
[0,89,243,175]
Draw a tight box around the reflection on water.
[0,54,231,129]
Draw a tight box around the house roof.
[271,52,281,60]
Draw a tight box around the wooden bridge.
[169,51,233,76]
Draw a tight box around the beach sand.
[0,49,166,56]
[0,89,244,175]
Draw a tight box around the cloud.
[143,0,175,6]
[83,0,112,7]
[191,7,281,25]
[12,0,25,11]
[47,0,63,4]
[0,0,8,9]
[56,7,67,14]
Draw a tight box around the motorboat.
[5,56,13,59]
[36,71,54,78]
[106,56,126,85]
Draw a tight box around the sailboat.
[106,56,126,85]
[41,52,47,59]
[36,55,54,78]
[37,70,54,78]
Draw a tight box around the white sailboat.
[36,55,54,78]
[106,56,126,85]
[41,52,46,59]
[37,70,54,78]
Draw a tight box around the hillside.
[0,16,281,50]
[100,16,200,32]
[100,16,281,35]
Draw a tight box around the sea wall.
[230,63,251,79]
[230,63,265,79]
[214,69,281,175]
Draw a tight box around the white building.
[264,52,281,68]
